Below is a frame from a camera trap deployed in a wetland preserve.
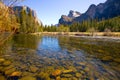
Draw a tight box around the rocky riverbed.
[0,48,120,80]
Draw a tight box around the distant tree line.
[43,25,69,32]
[42,16,120,32]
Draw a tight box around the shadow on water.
[0,34,120,80]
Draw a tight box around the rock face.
[59,15,73,25]
[59,0,120,24]
[75,0,120,22]
[59,10,81,25]
[13,6,42,26]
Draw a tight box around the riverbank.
[31,32,120,37]
[30,32,120,42]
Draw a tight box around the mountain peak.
[59,0,120,25]
[68,10,81,18]
[59,10,81,25]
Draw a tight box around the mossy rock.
[19,76,36,80]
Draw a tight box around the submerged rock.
[3,65,14,71]
[0,66,3,72]
[62,69,73,74]
[10,71,22,77]
[72,77,78,80]
[84,67,90,72]
[5,68,16,75]
[61,74,73,78]
[51,69,62,77]
[0,58,5,63]
[30,66,39,73]
[3,61,11,66]
[56,76,61,80]
[19,76,36,80]
[75,72,82,78]
[78,62,86,66]
[22,72,33,77]
[102,56,112,61]
[37,72,50,80]
[61,78,68,80]
[114,58,120,63]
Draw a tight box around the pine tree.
[20,9,27,33]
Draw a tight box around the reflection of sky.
[38,36,61,51]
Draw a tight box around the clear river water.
[0,34,120,80]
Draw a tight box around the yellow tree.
[0,0,24,45]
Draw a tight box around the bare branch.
[0,0,24,6]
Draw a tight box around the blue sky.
[20,0,106,25]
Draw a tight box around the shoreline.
[31,32,120,37]
[30,32,120,41]
[32,32,120,36]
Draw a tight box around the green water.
[0,34,120,80]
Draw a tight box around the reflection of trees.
[13,34,42,49]
[0,34,42,54]
[0,36,13,54]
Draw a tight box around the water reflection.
[38,36,61,52]
[13,34,41,49]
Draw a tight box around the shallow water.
[0,34,120,80]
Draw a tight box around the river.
[0,34,120,80]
